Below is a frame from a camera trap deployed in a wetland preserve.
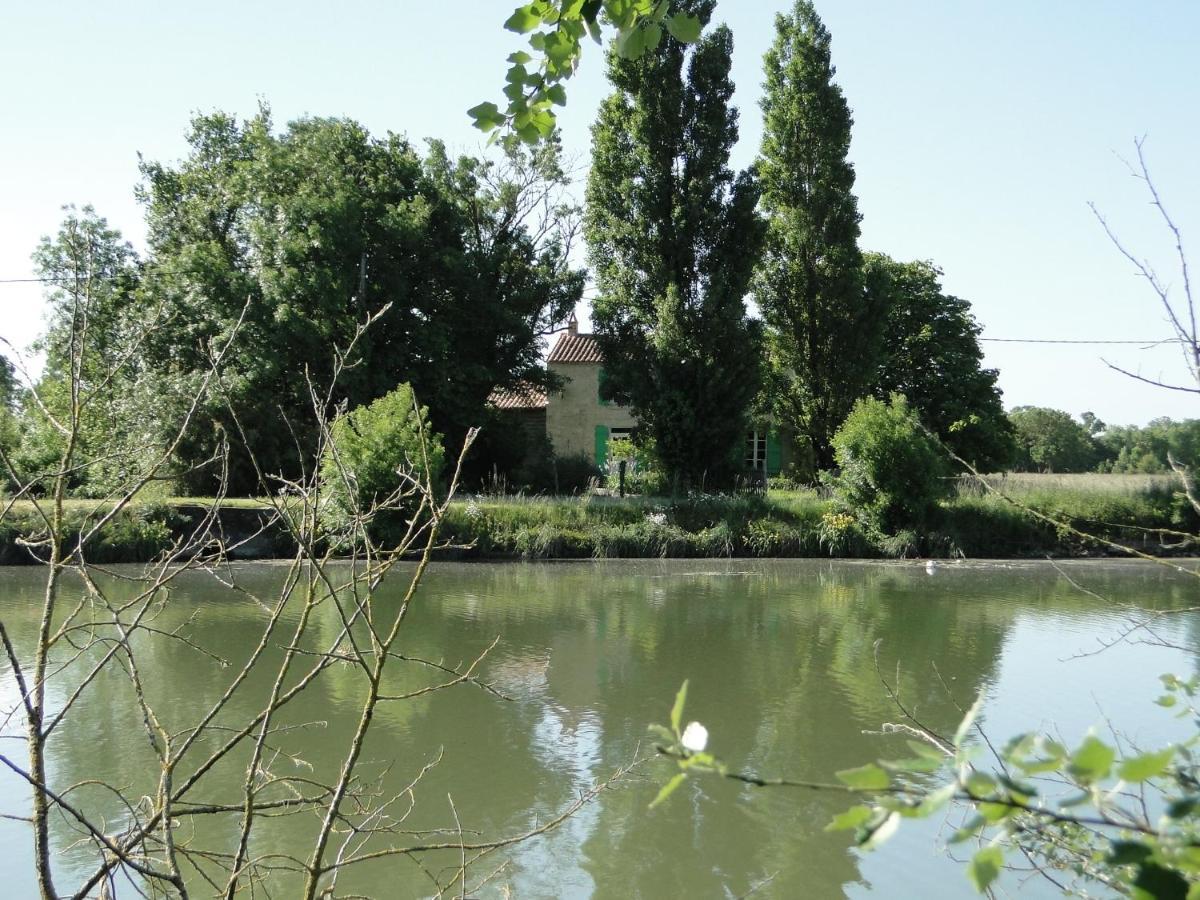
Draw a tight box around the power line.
[980,338,1187,346]
[1,273,1191,348]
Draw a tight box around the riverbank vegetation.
[4,471,1191,564]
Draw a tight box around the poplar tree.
[586,0,763,489]
[755,0,884,472]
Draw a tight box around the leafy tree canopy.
[14,207,156,495]
[137,108,582,493]
[755,0,883,471]
[586,0,764,489]
[1095,417,1200,474]
[864,253,1014,472]
[1008,406,1098,473]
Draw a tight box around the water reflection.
[0,559,1195,898]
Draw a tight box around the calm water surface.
[1,559,1197,898]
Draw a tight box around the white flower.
[645,511,667,526]
[681,721,709,753]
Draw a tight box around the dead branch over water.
[0,281,619,897]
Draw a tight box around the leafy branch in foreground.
[471,1,702,143]
[651,676,1200,897]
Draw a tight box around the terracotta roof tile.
[547,332,604,364]
[488,384,548,410]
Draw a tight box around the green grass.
[440,490,845,559]
[955,472,1192,531]
[2,474,1195,563]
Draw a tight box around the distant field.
[960,472,1178,498]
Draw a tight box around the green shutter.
[766,430,783,475]
[598,368,611,406]
[595,425,610,468]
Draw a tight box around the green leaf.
[1017,755,1066,775]
[1157,694,1179,708]
[1108,841,1155,866]
[466,102,506,132]
[669,680,688,735]
[665,12,702,43]
[905,740,948,762]
[1132,863,1190,900]
[949,814,986,844]
[835,763,890,791]
[507,51,533,64]
[880,756,943,774]
[649,772,687,809]
[978,801,1014,823]
[916,782,957,816]
[996,772,1038,800]
[1168,796,1200,819]
[1068,735,1116,784]
[505,5,543,33]
[954,692,986,750]
[546,84,568,106]
[642,22,662,51]
[647,723,674,743]
[826,804,873,832]
[967,846,1004,893]
[616,25,647,59]
[1178,848,1200,874]
[964,771,996,797]
[1119,746,1176,782]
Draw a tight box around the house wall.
[546,362,636,463]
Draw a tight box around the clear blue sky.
[2,1,1197,426]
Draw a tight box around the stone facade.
[546,355,636,465]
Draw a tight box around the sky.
[1,0,1198,426]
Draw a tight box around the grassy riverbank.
[1,475,1194,564]
[441,476,1195,560]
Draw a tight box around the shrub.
[607,434,667,495]
[829,394,951,533]
[320,384,444,538]
[553,452,601,495]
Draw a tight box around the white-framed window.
[609,428,633,447]
[607,428,635,473]
[745,430,767,470]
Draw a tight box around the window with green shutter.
[766,430,783,475]
[597,368,611,406]
[595,425,610,468]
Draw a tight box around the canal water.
[0,559,1196,897]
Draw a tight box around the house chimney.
[567,311,578,336]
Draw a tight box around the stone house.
[490,315,785,475]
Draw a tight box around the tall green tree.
[1008,406,1098,473]
[0,355,19,480]
[138,109,581,493]
[755,0,884,471]
[14,207,154,494]
[586,0,764,489]
[864,253,1014,471]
